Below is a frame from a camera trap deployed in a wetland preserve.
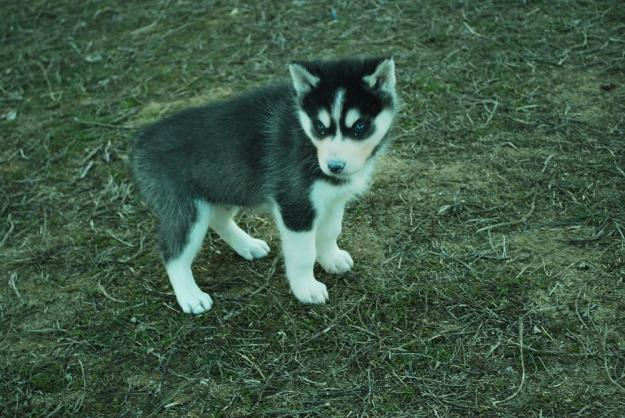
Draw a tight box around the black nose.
[327,160,346,174]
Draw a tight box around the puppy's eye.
[352,119,370,136]
[314,120,328,135]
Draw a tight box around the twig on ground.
[601,326,625,393]
[493,318,526,405]
[8,272,24,303]
[98,281,126,303]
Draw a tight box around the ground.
[1,1,625,416]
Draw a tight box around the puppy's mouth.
[319,163,358,180]
[328,171,351,180]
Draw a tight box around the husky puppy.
[133,58,397,314]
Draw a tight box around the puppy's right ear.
[289,62,319,96]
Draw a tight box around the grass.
[1,0,624,416]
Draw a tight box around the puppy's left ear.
[289,62,320,96]
[363,58,396,93]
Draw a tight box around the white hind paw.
[175,287,213,314]
[318,249,354,274]
[234,237,270,260]
[291,279,329,304]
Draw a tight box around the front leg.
[274,203,329,304]
[315,202,354,274]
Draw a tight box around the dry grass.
[1,0,624,416]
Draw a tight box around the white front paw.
[175,286,213,314]
[318,249,354,274]
[291,279,329,304]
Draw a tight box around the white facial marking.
[331,88,345,132]
[297,110,314,138]
[370,109,394,141]
[345,108,361,128]
[318,109,331,128]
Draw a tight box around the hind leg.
[208,205,270,260]
[162,200,213,314]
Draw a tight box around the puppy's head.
[289,58,397,178]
